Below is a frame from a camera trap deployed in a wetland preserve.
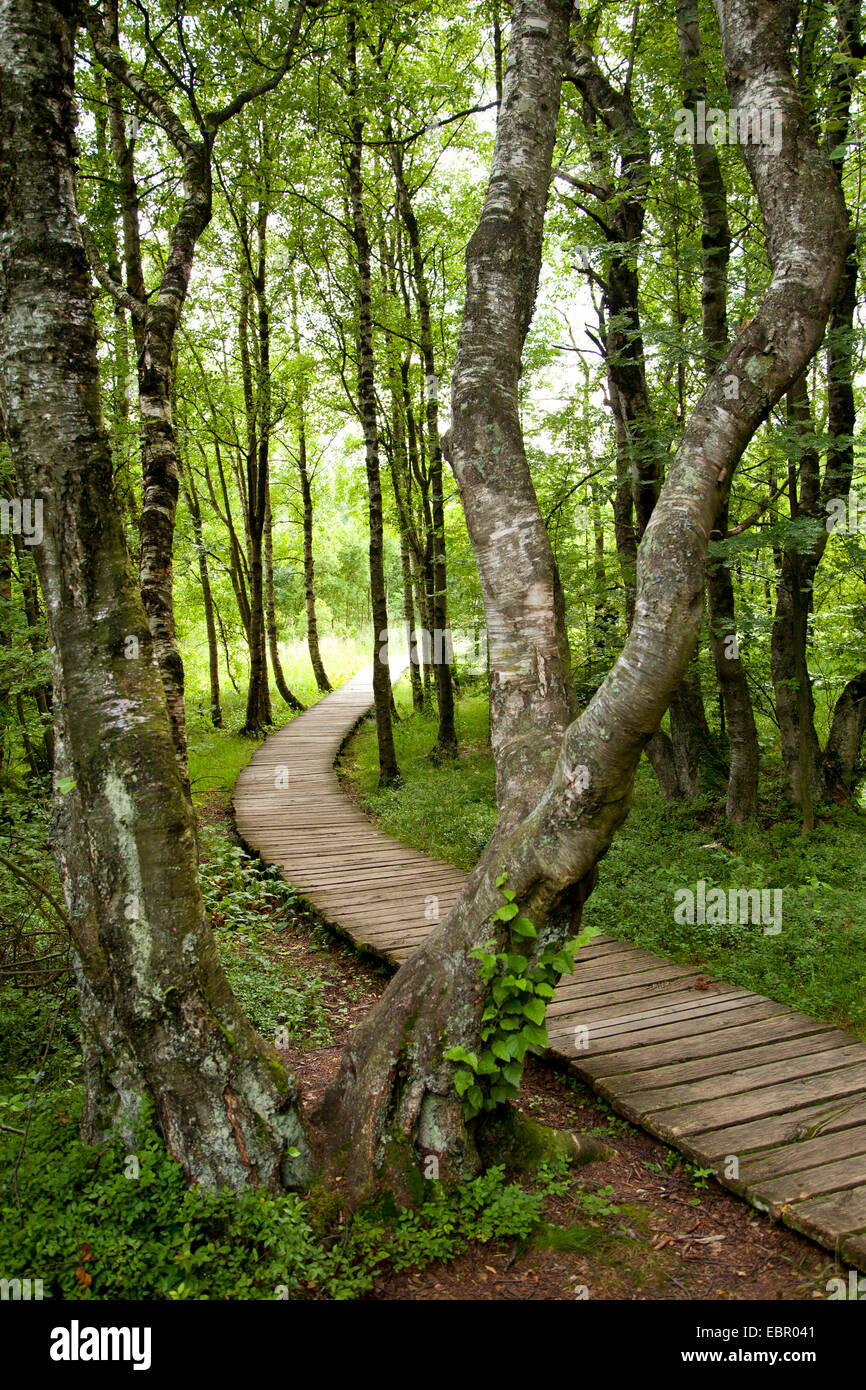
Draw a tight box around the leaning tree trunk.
[317,0,849,1201]
[0,0,311,1192]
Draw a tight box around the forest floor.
[201,785,848,1303]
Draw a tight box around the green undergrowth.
[0,1058,587,1299]
[343,688,866,1040]
[186,632,370,797]
[199,828,334,1046]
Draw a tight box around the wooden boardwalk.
[234,663,866,1273]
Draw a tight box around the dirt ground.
[202,789,849,1302]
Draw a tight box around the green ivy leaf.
[501,1061,522,1088]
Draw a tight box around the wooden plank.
[675,1095,866,1165]
[647,1064,866,1139]
[585,1013,837,1079]
[610,1044,866,1110]
[750,1154,866,1213]
[554,999,789,1055]
[549,986,750,1031]
[738,1126,866,1185]
[785,1189,866,1247]
[547,976,728,1018]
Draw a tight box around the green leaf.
[575,926,602,948]
[523,998,547,1025]
[495,902,519,921]
[511,916,537,938]
[500,973,528,995]
[501,1061,523,1088]
[521,1023,548,1047]
[453,1068,474,1096]
[57,777,76,795]
[445,1045,478,1071]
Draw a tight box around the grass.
[343,683,866,1041]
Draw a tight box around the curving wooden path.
[234,663,866,1273]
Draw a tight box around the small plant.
[573,1183,620,1220]
[686,1163,715,1190]
[446,874,599,1119]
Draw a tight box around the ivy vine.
[445,873,599,1120]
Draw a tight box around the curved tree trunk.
[317,0,849,1200]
